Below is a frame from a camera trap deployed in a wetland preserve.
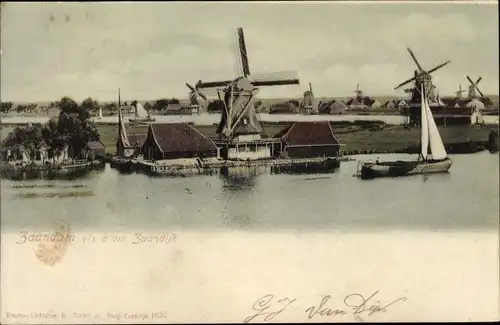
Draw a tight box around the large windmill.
[394,48,450,106]
[197,27,300,140]
[394,48,450,124]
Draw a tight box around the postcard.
[1,1,499,323]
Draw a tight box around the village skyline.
[1,1,499,102]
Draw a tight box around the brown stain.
[49,14,55,23]
[65,15,70,23]
[33,222,72,266]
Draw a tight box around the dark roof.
[127,134,147,147]
[167,103,182,111]
[233,122,260,135]
[86,141,105,150]
[279,121,340,147]
[117,125,148,148]
[149,123,218,153]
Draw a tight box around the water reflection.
[219,166,259,192]
[270,159,341,175]
[1,167,102,181]
[1,154,498,232]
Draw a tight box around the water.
[2,113,498,126]
[1,152,498,232]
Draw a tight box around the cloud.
[1,2,498,102]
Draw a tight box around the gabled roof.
[167,103,182,111]
[117,124,148,148]
[86,141,105,150]
[148,123,218,153]
[278,121,340,147]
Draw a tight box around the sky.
[1,1,498,102]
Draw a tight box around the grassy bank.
[2,122,495,156]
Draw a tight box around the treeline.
[3,97,100,159]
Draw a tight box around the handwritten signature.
[244,291,407,323]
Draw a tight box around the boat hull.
[360,158,452,180]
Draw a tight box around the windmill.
[302,82,318,114]
[347,84,375,109]
[394,47,450,106]
[394,48,450,125]
[466,76,484,99]
[354,84,363,101]
[185,81,208,114]
[455,84,466,99]
[197,27,300,140]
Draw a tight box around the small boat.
[359,85,452,180]
[129,102,155,124]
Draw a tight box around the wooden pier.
[111,156,347,176]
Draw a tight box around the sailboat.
[129,101,155,124]
[359,85,452,179]
[98,106,103,120]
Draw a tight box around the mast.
[117,88,130,152]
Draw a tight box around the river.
[1,152,498,323]
[1,152,498,232]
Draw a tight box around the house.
[276,121,342,158]
[216,117,281,161]
[85,141,106,159]
[142,123,219,161]
[0,142,49,164]
[317,100,346,115]
[165,103,195,115]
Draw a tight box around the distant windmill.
[302,82,318,114]
[455,84,466,99]
[394,47,450,105]
[466,76,484,99]
[197,27,300,139]
[185,81,208,113]
[347,84,375,109]
[354,84,363,101]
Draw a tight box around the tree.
[81,97,100,115]
[56,97,100,158]
[152,99,169,111]
[169,98,180,105]
[0,101,13,113]
[207,100,224,112]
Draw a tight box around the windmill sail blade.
[198,91,208,100]
[426,60,451,74]
[407,48,424,72]
[395,76,416,90]
[466,76,475,85]
[252,79,299,87]
[237,27,251,77]
[198,80,233,88]
[186,83,195,92]
[249,70,300,86]
[476,86,484,98]
[476,77,482,84]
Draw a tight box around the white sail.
[425,96,448,160]
[134,102,148,118]
[118,107,130,147]
[98,106,103,119]
[420,86,429,158]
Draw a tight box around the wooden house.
[142,123,219,161]
[85,141,106,160]
[275,121,342,158]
